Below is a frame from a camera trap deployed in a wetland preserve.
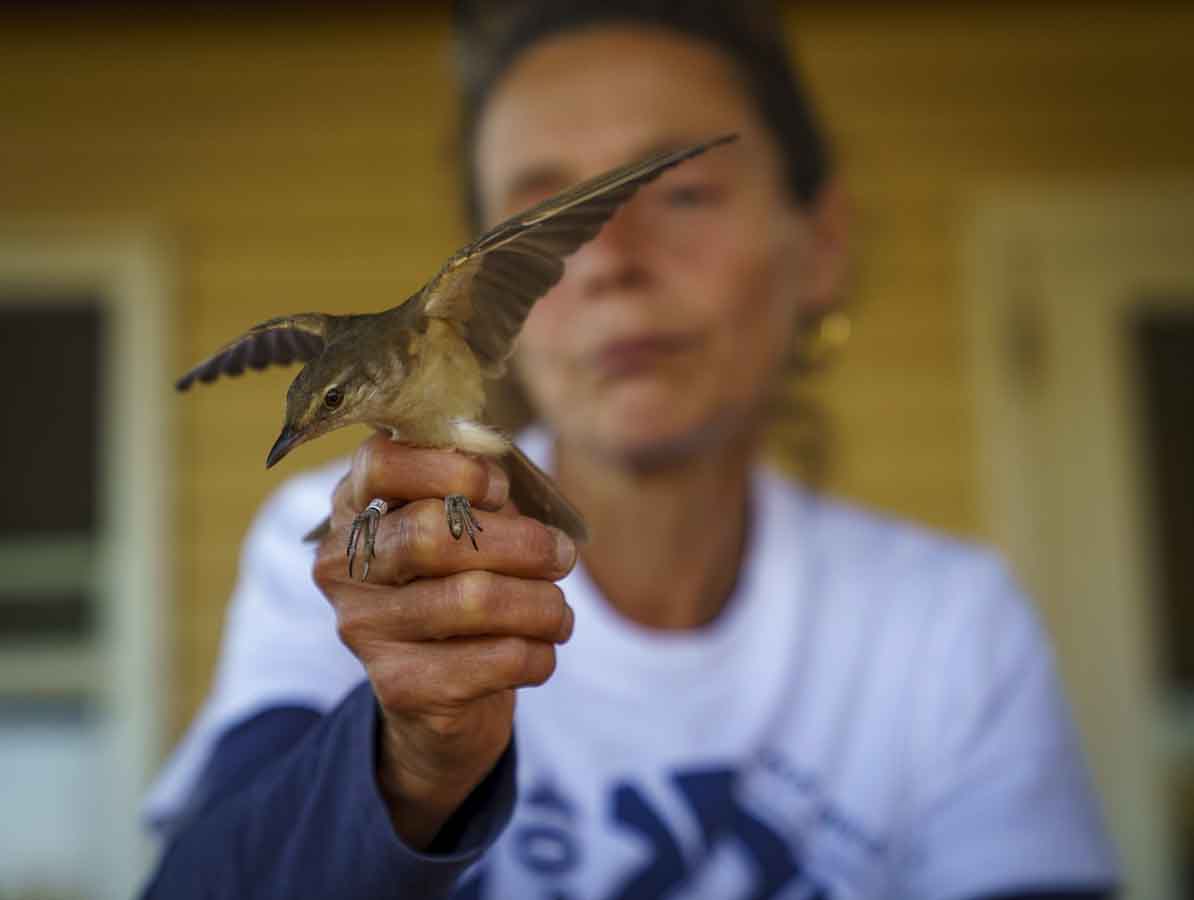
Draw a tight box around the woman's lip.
[590,333,699,377]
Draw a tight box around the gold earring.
[791,310,852,373]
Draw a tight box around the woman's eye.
[664,184,718,208]
[324,388,343,410]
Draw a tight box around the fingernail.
[559,603,575,642]
[552,528,577,572]
[484,464,509,509]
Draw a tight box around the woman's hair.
[452,0,832,232]
[452,1,839,480]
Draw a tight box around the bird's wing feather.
[419,134,737,376]
[175,313,332,391]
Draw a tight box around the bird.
[175,132,738,580]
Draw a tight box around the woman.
[143,3,1118,897]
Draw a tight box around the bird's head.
[266,352,375,468]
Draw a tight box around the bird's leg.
[347,498,389,581]
[445,495,482,551]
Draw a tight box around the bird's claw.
[347,498,388,581]
[445,494,482,550]
[347,496,478,578]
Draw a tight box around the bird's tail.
[504,444,589,543]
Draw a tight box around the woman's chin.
[549,379,756,471]
[586,409,735,472]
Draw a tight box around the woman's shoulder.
[761,467,1033,631]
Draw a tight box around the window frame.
[0,225,173,898]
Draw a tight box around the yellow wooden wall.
[3,4,1192,732]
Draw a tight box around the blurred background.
[1,2,1191,898]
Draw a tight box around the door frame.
[0,223,174,898]
[966,181,1194,899]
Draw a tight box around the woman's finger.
[334,434,510,516]
[321,498,576,585]
[330,572,574,646]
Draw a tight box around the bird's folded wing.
[504,442,588,542]
[175,313,332,391]
[419,133,737,376]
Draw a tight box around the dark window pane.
[0,591,94,641]
[0,301,102,535]
[1134,306,1194,690]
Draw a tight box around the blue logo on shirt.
[460,763,849,898]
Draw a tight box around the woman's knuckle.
[504,520,534,562]
[505,637,534,680]
[374,671,416,714]
[524,642,557,686]
[496,636,551,685]
[420,711,472,741]
[334,606,369,648]
[524,522,558,569]
[438,676,476,708]
[544,583,567,634]
[375,653,430,708]
[522,515,554,558]
[454,460,484,503]
[456,570,497,616]
[394,503,436,564]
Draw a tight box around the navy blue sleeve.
[141,681,516,900]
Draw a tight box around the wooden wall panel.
[2,4,1191,731]
[789,2,1194,529]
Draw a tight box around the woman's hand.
[313,433,577,849]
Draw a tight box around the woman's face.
[474,25,843,468]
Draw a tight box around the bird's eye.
[323,387,343,410]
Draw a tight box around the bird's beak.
[266,424,305,469]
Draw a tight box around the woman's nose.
[566,201,653,297]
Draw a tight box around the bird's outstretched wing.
[419,133,737,376]
[175,313,332,391]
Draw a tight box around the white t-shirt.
[146,431,1117,899]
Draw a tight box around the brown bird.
[176,133,738,580]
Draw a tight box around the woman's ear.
[799,176,850,316]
